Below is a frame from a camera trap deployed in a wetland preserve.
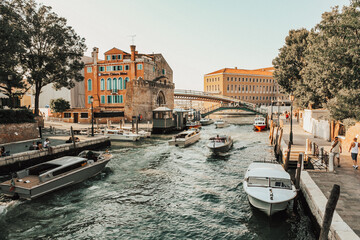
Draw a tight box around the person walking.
[330,136,342,167]
[349,137,359,170]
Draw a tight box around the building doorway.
[73,113,78,123]
[156,91,166,106]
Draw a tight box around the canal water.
[0,117,316,240]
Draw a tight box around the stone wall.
[0,123,38,144]
[343,122,360,151]
[125,79,174,121]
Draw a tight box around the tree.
[0,1,28,108]
[272,28,321,108]
[50,98,70,113]
[11,0,86,115]
[302,1,360,118]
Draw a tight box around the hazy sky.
[36,0,349,90]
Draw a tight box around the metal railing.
[309,141,329,169]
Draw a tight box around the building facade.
[204,67,286,106]
[80,45,173,122]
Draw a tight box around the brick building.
[204,67,286,106]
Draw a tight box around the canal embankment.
[277,118,360,239]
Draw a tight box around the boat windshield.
[248,177,292,189]
[247,177,269,187]
[270,178,292,190]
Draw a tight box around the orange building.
[83,45,173,121]
[204,67,285,105]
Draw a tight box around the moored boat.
[104,129,141,141]
[200,118,214,126]
[214,119,229,128]
[207,135,233,154]
[0,151,112,200]
[253,116,267,131]
[186,120,201,129]
[168,129,201,147]
[243,162,297,216]
[121,127,151,138]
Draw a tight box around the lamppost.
[90,96,94,137]
[289,93,295,145]
[277,97,280,126]
[270,100,273,120]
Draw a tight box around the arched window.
[118,77,123,90]
[107,78,112,90]
[113,78,117,92]
[87,79,92,91]
[100,79,105,90]
[124,77,129,89]
[156,91,166,106]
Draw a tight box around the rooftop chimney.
[91,47,99,64]
[130,45,136,61]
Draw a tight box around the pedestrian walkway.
[282,118,360,237]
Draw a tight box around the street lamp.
[289,93,295,145]
[90,96,94,137]
[270,100,273,120]
[277,97,280,126]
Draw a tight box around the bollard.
[329,153,334,172]
[312,142,315,155]
[319,184,340,240]
[320,147,324,164]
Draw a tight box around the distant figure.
[330,136,342,167]
[43,138,50,148]
[349,137,359,170]
[285,111,289,122]
[0,146,9,156]
[29,141,38,150]
[65,137,80,143]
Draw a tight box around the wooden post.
[284,143,291,171]
[319,184,340,240]
[136,117,139,134]
[320,147,324,164]
[70,126,76,149]
[312,142,316,155]
[277,128,283,155]
[295,153,303,190]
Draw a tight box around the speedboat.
[214,119,229,128]
[0,151,112,200]
[254,116,267,131]
[207,135,233,154]
[121,127,151,138]
[186,121,201,129]
[104,129,141,141]
[200,118,214,126]
[243,162,297,216]
[169,129,201,147]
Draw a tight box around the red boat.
[253,116,267,131]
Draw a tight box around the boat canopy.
[246,163,290,179]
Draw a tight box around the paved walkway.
[282,118,360,237]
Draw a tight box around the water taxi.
[253,116,267,131]
[104,129,141,141]
[214,119,229,128]
[168,129,201,147]
[207,135,233,154]
[243,162,297,216]
[200,118,214,126]
[0,151,112,200]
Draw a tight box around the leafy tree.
[50,98,70,113]
[302,1,360,117]
[0,1,28,108]
[11,0,86,115]
[272,28,321,108]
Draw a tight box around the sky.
[36,0,349,91]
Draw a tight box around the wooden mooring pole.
[284,143,291,171]
[319,184,340,240]
[293,152,304,212]
[70,126,76,149]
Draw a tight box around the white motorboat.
[0,151,112,200]
[214,119,229,128]
[243,162,297,216]
[207,135,233,154]
[169,129,201,147]
[121,127,151,138]
[186,120,201,129]
[200,118,214,126]
[254,116,267,131]
[104,129,141,141]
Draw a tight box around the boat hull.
[106,134,140,141]
[207,140,233,154]
[248,194,290,216]
[200,119,214,126]
[215,122,229,128]
[0,159,110,200]
[254,125,266,131]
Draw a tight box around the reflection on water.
[0,118,316,240]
